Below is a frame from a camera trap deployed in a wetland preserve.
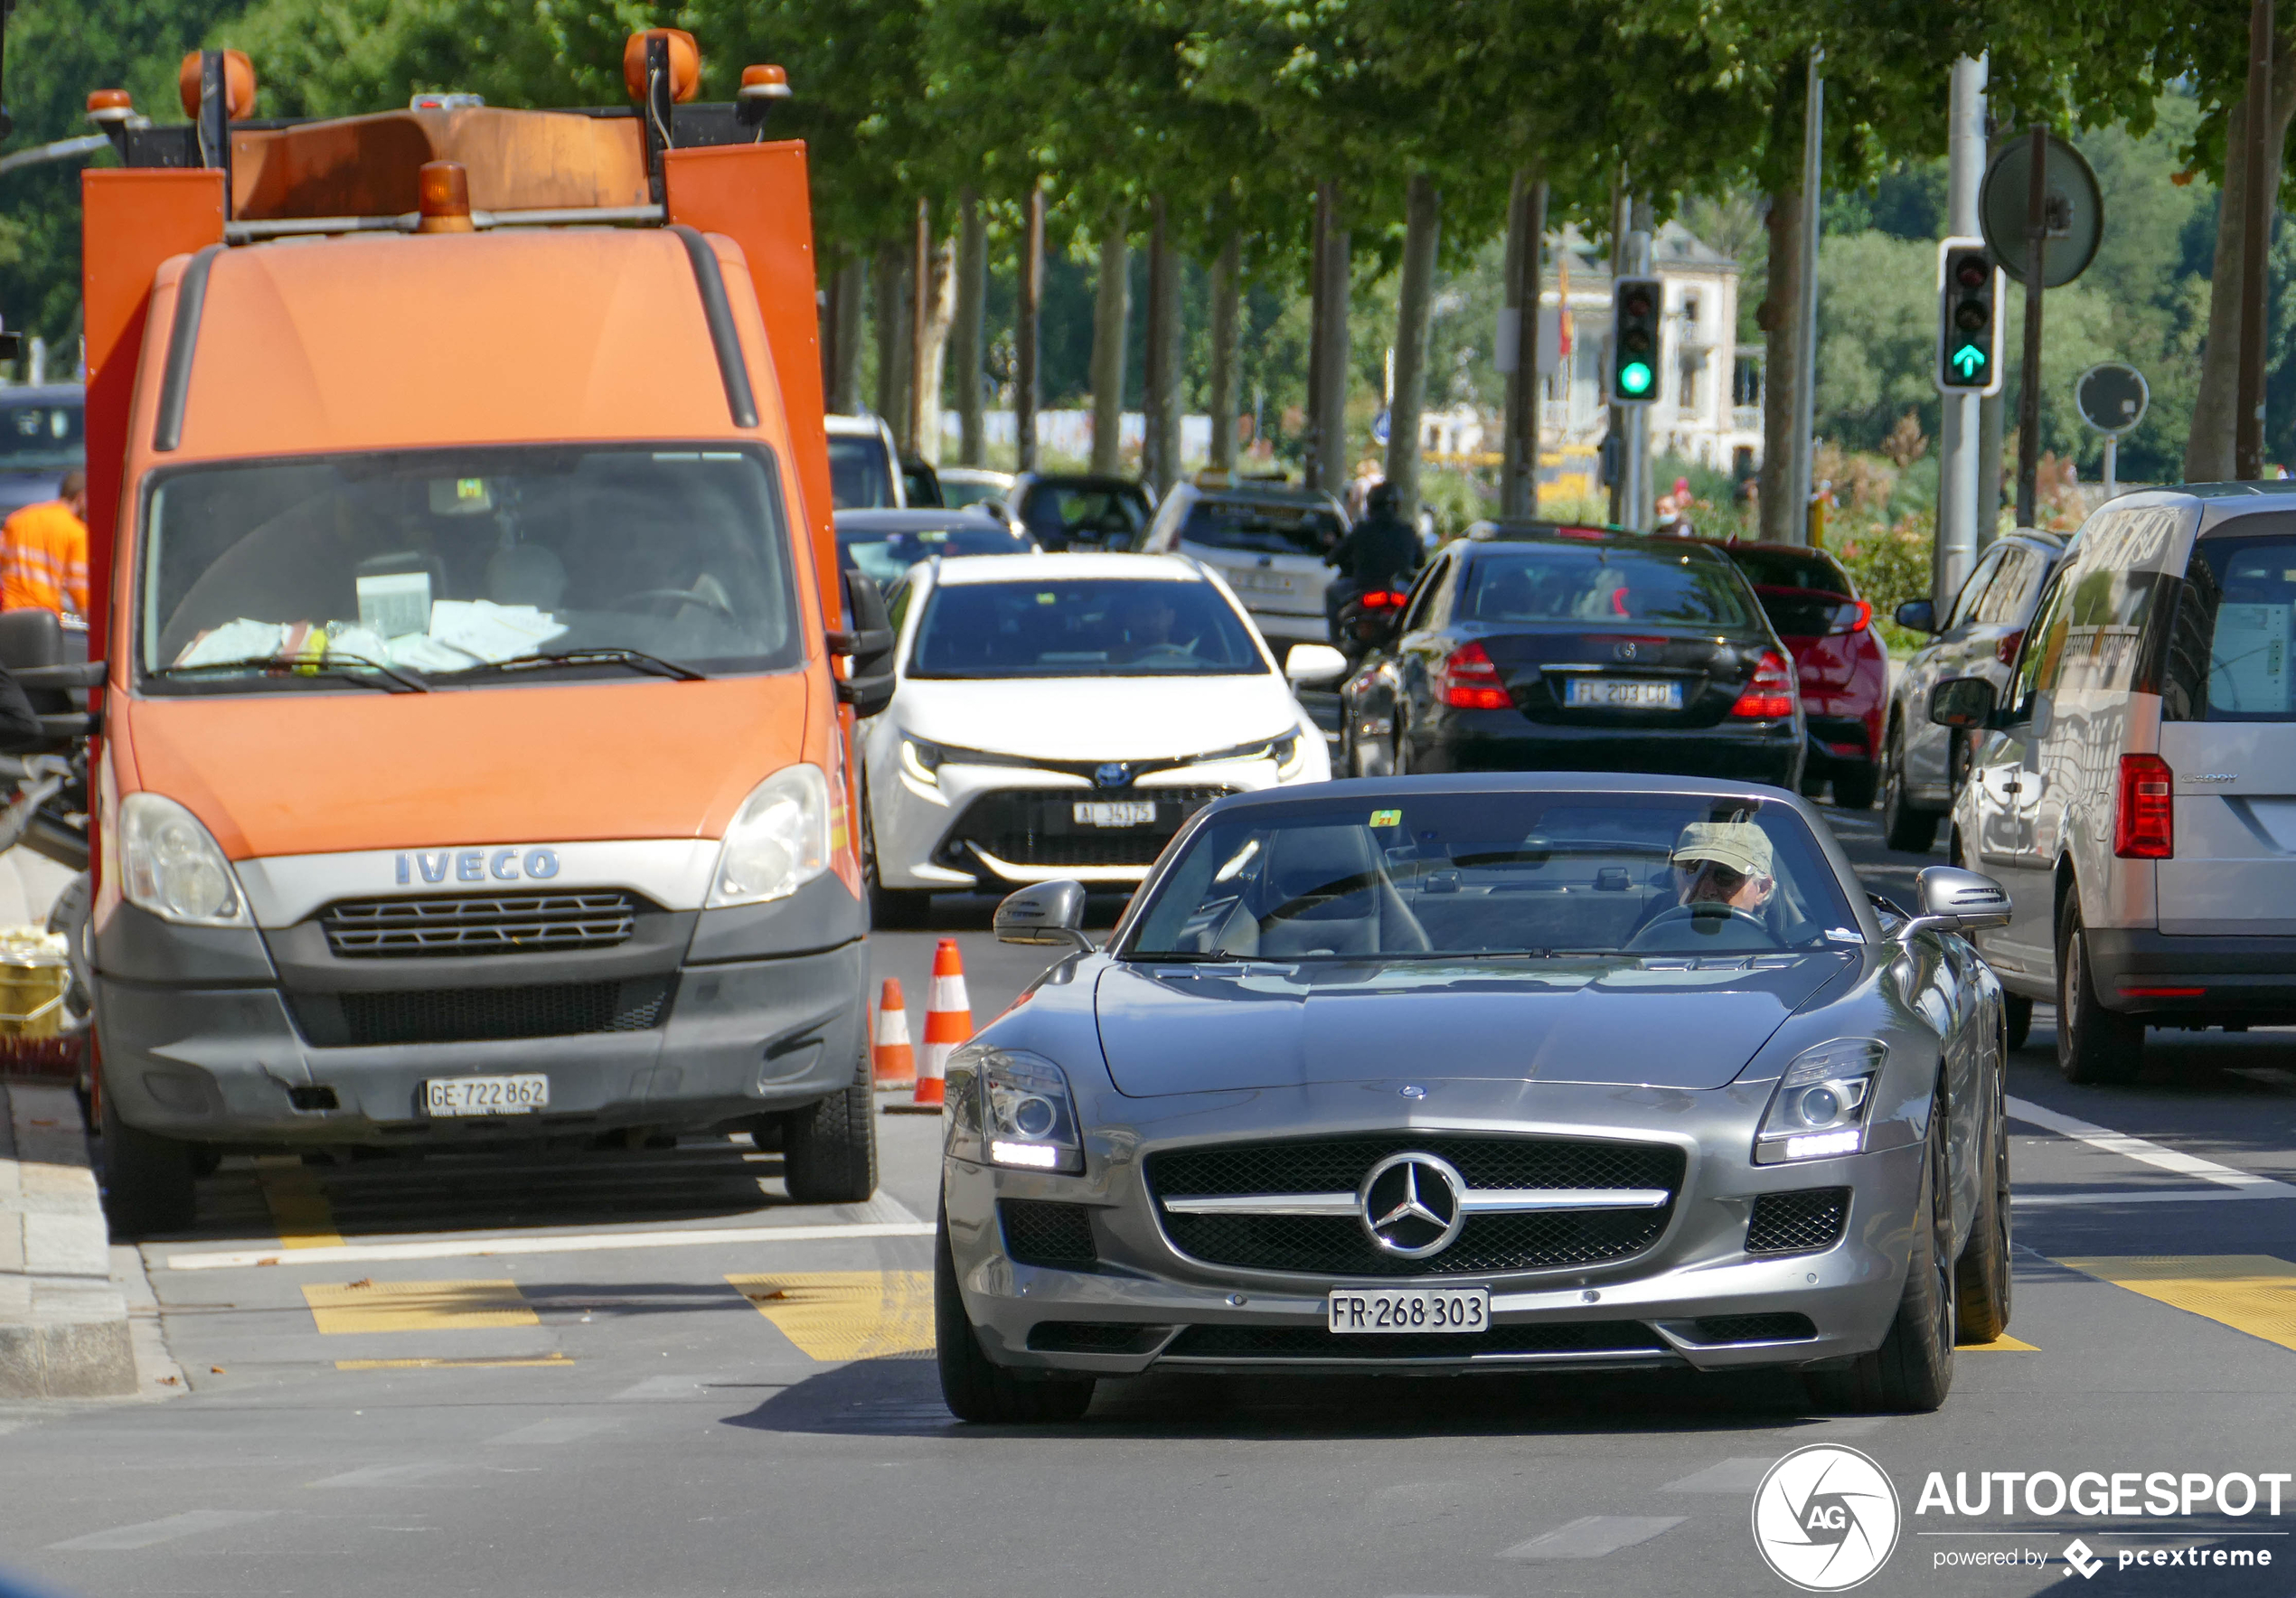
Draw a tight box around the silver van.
[1934,485,2296,1082]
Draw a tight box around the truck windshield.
[139,446,802,687]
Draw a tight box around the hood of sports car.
[1093,954,1855,1095]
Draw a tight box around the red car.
[1717,541,1889,809]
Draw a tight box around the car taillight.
[1731,649,1796,719]
[2114,753,2174,859]
[1441,641,1510,710]
[1828,598,1872,634]
[1994,627,2025,667]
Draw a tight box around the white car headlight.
[945,1045,1084,1174]
[709,764,830,907]
[1755,1039,1886,1164]
[1274,731,1305,779]
[119,793,248,926]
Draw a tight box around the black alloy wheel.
[935,1208,1096,1424]
[2056,901,2143,1085]
[1880,722,1940,852]
[1954,1020,2015,1343]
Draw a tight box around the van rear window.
[139,445,802,688]
[2163,533,2296,719]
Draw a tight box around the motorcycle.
[1332,588,1411,669]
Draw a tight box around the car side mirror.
[993,880,1094,952]
[1284,643,1349,688]
[1895,598,1937,634]
[832,570,897,719]
[1901,865,2012,939]
[1927,676,1995,729]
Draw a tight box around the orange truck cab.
[75,40,895,1232]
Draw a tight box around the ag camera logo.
[1752,1445,1901,1591]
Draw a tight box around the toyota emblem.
[1358,1152,1467,1259]
[1095,762,1131,788]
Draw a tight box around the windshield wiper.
[437,648,708,682]
[155,654,428,693]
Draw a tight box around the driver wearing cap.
[1671,822,1776,912]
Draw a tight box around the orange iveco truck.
[69,37,896,1231]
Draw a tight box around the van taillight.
[1441,642,1510,710]
[2114,753,2174,859]
[1730,650,1796,719]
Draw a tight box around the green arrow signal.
[1950,344,1986,379]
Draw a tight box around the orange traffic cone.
[914,938,972,1108]
[870,978,915,1089]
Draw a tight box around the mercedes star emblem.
[1614,641,1638,662]
[1358,1152,1468,1259]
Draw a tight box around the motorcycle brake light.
[1441,641,1510,710]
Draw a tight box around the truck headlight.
[945,1045,1083,1173]
[119,792,248,926]
[708,764,829,907]
[1755,1039,1885,1163]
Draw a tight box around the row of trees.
[0,0,2291,521]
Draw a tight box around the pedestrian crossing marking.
[2059,1255,2296,1352]
[255,1156,343,1249]
[301,1278,538,1334]
[1963,1334,2038,1351]
[727,1271,934,1361]
[334,1354,572,1370]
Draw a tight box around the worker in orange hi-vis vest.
[0,469,89,616]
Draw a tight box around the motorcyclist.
[1324,481,1421,643]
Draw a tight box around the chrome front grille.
[322,891,638,958]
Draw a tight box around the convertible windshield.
[140,446,800,687]
[908,578,1268,678]
[1127,792,1855,958]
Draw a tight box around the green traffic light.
[1950,344,1986,381]
[1620,361,1653,397]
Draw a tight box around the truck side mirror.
[1894,598,1937,634]
[831,569,896,718]
[1928,676,1995,729]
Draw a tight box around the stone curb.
[0,1082,136,1398]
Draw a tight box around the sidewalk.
[0,1082,137,1397]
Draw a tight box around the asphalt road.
[10,804,2296,1597]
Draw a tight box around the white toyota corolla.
[861,552,1338,925]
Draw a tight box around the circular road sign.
[1979,133,2103,288]
[2076,362,2149,435]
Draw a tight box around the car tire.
[1805,1088,1955,1414]
[1879,723,1939,852]
[781,1040,879,1204]
[99,1086,197,1237]
[935,1207,1096,1424]
[2056,902,2142,1085]
[1954,1026,2014,1344]
[862,786,934,931]
[2003,994,2033,1052]
[1831,763,1879,811]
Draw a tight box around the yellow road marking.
[727,1271,934,1361]
[335,1355,573,1370]
[255,1156,343,1249]
[2060,1255,2296,1353]
[1964,1334,2039,1351]
[301,1279,538,1334]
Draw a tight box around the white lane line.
[486,1416,618,1447]
[164,1219,935,1272]
[48,1509,278,1551]
[2014,1187,2296,1207]
[1663,1458,1774,1492]
[1498,1516,1683,1559]
[307,1462,455,1489]
[2007,1096,2296,1195]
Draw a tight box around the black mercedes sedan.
[1337,527,1802,786]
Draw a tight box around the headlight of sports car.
[1755,1039,1886,1164]
[708,764,829,907]
[945,1045,1084,1173]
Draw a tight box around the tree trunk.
[915,233,958,467]
[1306,190,1329,491]
[1755,187,1804,541]
[1501,168,1546,517]
[2189,45,2296,482]
[829,254,865,415]
[907,197,931,460]
[1314,182,1351,496]
[1090,212,1130,475]
[954,190,987,466]
[873,238,908,442]
[1143,196,1182,494]
[1386,174,1441,522]
[1209,231,1241,473]
[1017,183,1045,473]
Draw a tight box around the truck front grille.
[322,891,639,958]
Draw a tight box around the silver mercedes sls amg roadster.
[935,774,2016,1423]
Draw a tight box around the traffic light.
[1935,239,2002,396]
[1612,277,1661,405]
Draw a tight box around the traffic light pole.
[1626,202,1653,532]
[1935,54,1987,613]
[1788,51,1824,547]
